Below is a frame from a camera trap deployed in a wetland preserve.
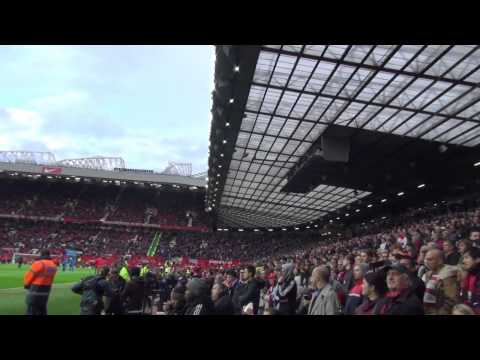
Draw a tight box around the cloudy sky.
[0,45,214,174]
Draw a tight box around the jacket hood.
[282,263,295,284]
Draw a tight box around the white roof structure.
[207,45,480,229]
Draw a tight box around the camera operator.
[71,266,113,315]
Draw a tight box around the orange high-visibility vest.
[24,259,58,288]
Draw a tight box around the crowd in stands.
[4,193,480,315]
[0,177,208,227]
[3,175,480,315]
[64,221,480,315]
[0,219,314,261]
[0,220,156,258]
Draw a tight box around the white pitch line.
[0,282,76,291]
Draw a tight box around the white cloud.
[29,90,91,112]
[0,45,213,173]
[1,107,43,129]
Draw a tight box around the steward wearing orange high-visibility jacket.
[23,249,58,315]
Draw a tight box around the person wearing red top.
[344,263,369,315]
[460,247,480,314]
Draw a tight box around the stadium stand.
[4,44,480,316]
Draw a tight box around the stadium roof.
[207,45,480,229]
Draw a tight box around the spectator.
[457,239,472,266]
[359,249,373,265]
[378,249,390,264]
[105,267,126,315]
[459,247,480,314]
[184,278,214,315]
[163,284,186,315]
[307,265,341,315]
[443,240,460,266]
[271,263,297,315]
[163,285,186,315]
[380,264,424,315]
[344,263,369,315]
[469,228,480,248]
[224,269,241,299]
[121,267,146,314]
[417,243,437,280]
[423,249,459,315]
[399,256,426,301]
[300,263,311,287]
[293,266,307,306]
[234,265,261,315]
[339,254,355,293]
[355,270,388,315]
[211,282,234,315]
[214,273,224,285]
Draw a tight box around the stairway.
[146,232,162,257]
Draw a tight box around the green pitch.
[0,263,95,315]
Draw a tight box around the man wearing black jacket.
[379,264,424,315]
[233,265,261,315]
[225,269,241,299]
[211,282,234,315]
[184,278,214,315]
[443,240,461,266]
[72,266,113,315]
[105,267,126,315]
[121,267,146,314]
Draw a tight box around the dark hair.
[214,282,228,294]
[245,265,256,276]
[360,249,374,258]
[345,254,355,264]
[225,269,237,278]
[99,266,110,277]
[173,284,186,295]
[130,267,140,277]
[400,257,414,269]
[364,270,388,297]
[465,247,480,260]
[458,239,473,249]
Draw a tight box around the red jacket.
[460,266,480,314]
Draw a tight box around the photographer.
[72,266,113,315]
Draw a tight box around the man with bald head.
[307,265,341,315]
[423,248,459,315]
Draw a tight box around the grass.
[0,263,95,315]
